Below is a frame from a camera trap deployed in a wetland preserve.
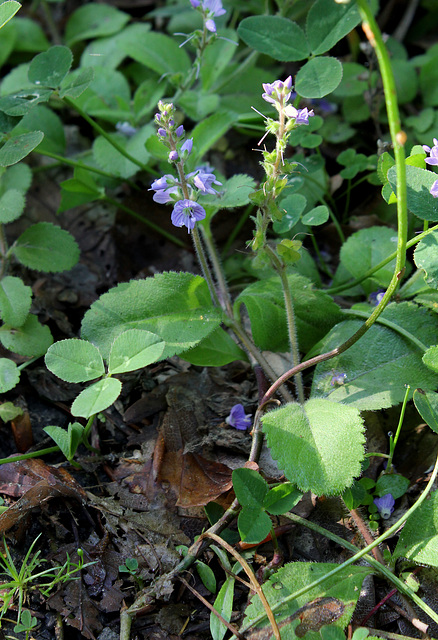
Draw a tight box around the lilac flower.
[374,494,395,519]
[115,121,138,137]
[423,138,438,166]
[169,150,179,162]
[171,199,206,232]
[150,175,176,191]
[369,289,385,306]
[193,171,222,194]
[181,138,193,156]
[190,0,226,33]
[150,175,180,204]
[331,373,347,387]
[157,127,167,138]
[176,125,185,137]
[153,188,180,204]
[284,105,315,125]
[262,76,293,105]
[225,404,252,431]
[431,179,438,198]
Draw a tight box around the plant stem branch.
[62,97,151,173]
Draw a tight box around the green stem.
[62,97,151,174]
[200,226,233,315]
[342,309,428,352]
[0,446,60,465]
[265,245,304,403]
[102,195,188,249]
[326,222,438,295]
[34,149,142,185]
[259,2,408,408]
[387,384,410,472]
[221,203,252,257]
[192,226,222,308]
[235,449,438,637]
[228,318,294,403]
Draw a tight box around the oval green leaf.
[0,276,31,326]
[108,329,165,374]
[295,57,343,98]
[0,131,44,166]
[414,388,438,434]
[237,16,309,61]
[45,339,105,383]
[0,358,19,392]
[71,377,122,418]
[12,221,80,272]
[28,45,73,88]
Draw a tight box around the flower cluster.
[190,0,226,33]
[151,101,221,232]
[423,138,438,198]
[262,75,315,126]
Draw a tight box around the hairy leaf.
[0,131,44,166]
[0,358,19,392]
[0,188,25,223]
[311,302,438,410]
[393,490,438,566]
[243,562,371,638]
[81,272,221,360]
[262,399,365,495]
[28,45,72,88]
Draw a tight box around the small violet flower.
[225,404,252,431]
[331,373,347,387]
[423,138,438,166]
[115,121,138,137]
[171,199,206,232]
[190,0,226,33]
[181,138,193,156]
[175,125,185,137]
[285,106,315,125]
[150,175,180,204]
[169,150,179,162]
[431,179,438,198]
[369,289,385,306]
[193,171,222,194]
[374,493,395,519]
[262,76,293,105]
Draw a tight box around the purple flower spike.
[431,179,438,198]
[374,494,395,519]
[193,171,222,194]
[225,404,252,431]
[171,199,206,232]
